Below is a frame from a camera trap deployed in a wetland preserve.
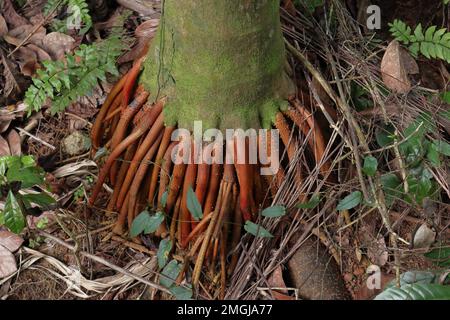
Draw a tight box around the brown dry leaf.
[7,129,21,156]
[412,223,436,250]
[13,46,38,77]
[116,0,157,16]
[0,0,29,29]
[7,24,46,46]
[381,40,419,94]
[26,43,52,62]
[267,266,288,294]
[42,32,75,60]
[0,14,8,37]
[0,244,17,279]
[0,230,23,252]
[1,54,20,97]
[367,237,389,267]
[0,135,11,156]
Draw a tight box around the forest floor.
[0,0,448,300]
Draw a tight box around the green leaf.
[160,190,168,207]
[4,191,26,234]
[261,205,286,218]
[129,211,150,238]
[375,283,450,300]
[376,126,395,148]
[20,193,56,209]
[425,246,450,267]
[296,195,321,209]
[160,260,181,288]
[0,211,4,225]
[336,191,362,211]
[363,156,378,176]
[433,140,450,156]
[157,238,172,269]
[144,212,165,235]
[7,166,44,188]
[426,142,441,167]
[381,174,403,206]
[186,186,202,221]
[169,285,193,300]
[244,221,273,238]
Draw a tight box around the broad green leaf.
[336,191,362,211]
[426,142,441,167]
[4,191,26,234]
[169,285,193,300]
[296,195,321,209]
[20,193,56,209]
[425,246,450,267]
[381,173,403,206]
[129,211,151,238]
[375,283,450,300]
[186,186,202,221]
[384,271,437,289]
[244,221,273,238]
[157,238,172,269]
[433,140,450,156]
[160,260,181,288]
[261,205,286,218]
[144,212,165,234]
[7,166,44,188]
[376,126,395,148]
[363,156,378,176]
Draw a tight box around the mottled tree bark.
[141,0,294,131]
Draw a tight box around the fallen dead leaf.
[367,237,389,267]
[0,230,23,252]
[13,46,38,77]
[412,223,436,250]
[7,129,21,156]
[26,43,52,62]
[267,266,288,294]
[0,135,11,156]
[0,14,8,37]
[42,32,75,60]
[0,0,29,29]
[0,244,17,279]
[7,24,46,46]
[381,40,419,94]
[1,54,20,97]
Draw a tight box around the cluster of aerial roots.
[88,58,331,291]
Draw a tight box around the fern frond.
[44,0,92,35]
[390,19,450,63]
[24,32,125,115]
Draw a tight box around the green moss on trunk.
[140,0,294,131]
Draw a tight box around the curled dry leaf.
[0,0,29,29]
[412,223,436,250]
[119,19,159,63]
[0,244,17,279]
[42,32,75,60]
[0,14,8,37]
[7,129,21,156]
[0,230,23,252]
[13,46,38,77]
[381,40,419,94]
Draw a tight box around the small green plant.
[375,270,450,300]
[0,155,55,234]
[44,0,92,35]
[389,19,450,63]
[24,32,125,115]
